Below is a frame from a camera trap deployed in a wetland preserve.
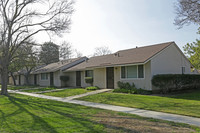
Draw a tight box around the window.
[138,65,144,78]
[85,70,93,77]
[182,67,185,74]
[41,73,48,80]
[121,66,126,78]
[127,65,137,78]
[121,65,144,79]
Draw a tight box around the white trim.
[120,64,145,80]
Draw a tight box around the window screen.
[127,65,137,78]
[121,66,126,78]
[138,65,144,78]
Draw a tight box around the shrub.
[85,86,99,90]
[85,77,93,85]
[60,76,69,82]
[116,81,137,94]
[136,88,152,95]
[152,74,200,93]
[115,81,152,95]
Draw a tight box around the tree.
[183,39,200,69]
[59,41,73,60]
[174,0,200,32]
[93,46,112,56]
[74,49,83,58]
[9,44,39,85]
[0,0,74,95]
[39,42,59,65]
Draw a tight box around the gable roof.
[32,57,87,74]
[65,42,174,71]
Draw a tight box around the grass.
[22,87,58,93]
[0,94,199,132]
[7,85,39,90]
[43,88,92,97]
[78,89,200,118]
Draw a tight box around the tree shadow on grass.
[5,96,103,132]
[7,96,58,133]
[162,89,200,101]
[5,95,141,133]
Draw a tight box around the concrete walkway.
[64,89,112,100]
[8,90,200,127]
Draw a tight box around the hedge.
[152,74,200,93]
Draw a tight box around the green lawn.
[78,90,200,118]
[43,88,92,97]
[22,87,58,93]
[0,94,198,132]
[7,85,39,90]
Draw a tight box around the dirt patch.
[92,113,196,133]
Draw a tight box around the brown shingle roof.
[32,57,85,74]
[65,42,174,71]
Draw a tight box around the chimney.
[114,53,120,57]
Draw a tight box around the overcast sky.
[35,0,199,56]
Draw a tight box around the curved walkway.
[8,89,200,127]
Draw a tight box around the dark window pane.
[121,66,126,78]
[138,65,144,78]
[85,70,93,77]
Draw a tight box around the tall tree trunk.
[10,72,16,86]
[1,67,9,96]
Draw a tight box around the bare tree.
[174,0,200,31]
[0,0,74,95]
[74,49,83,58]
[59,41,73,60]
[93,46,112,56]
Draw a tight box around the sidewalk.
[8,90,200,127]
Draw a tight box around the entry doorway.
[19,75,21,85]
[76,71,81,87]
[34,74,37,85]
[50,72,54,86]
[106,67,114,89]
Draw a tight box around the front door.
[19,75,21,85]
[34,74,37,85]
[106,67,114,89]
[50,72,54,86]
[76,71,81,87]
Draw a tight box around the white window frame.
[120,64,145,80]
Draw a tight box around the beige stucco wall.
[8,76,14,85]
[38,73,50,86]
[81,71,91,88]
[53,71,61,87]
[62,71,76,87]
[29,74,34,85]
[93,68,106,88]
[114,61,152,90]
[151,44,197,76]
[14,75,25,85]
